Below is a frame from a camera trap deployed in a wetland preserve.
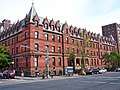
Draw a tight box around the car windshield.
[9,70,14,73]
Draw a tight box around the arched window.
[35,21,38,27]
[35,43,39,51]
[51,25,54,31]
[45,23,48,29]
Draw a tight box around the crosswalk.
[79,76,120,85]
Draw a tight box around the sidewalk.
[15,74,79,81]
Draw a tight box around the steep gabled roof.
[28,3,39,22]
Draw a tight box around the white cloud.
[0,0,120,35]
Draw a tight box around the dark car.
[116,67,120,72]
[78,68,93,75]
[3,70,15,79]
[85,69,93,75]
[92,68,100,74]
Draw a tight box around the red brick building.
[0,4,117,76]
[102,23,120,53]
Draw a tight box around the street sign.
[46,59,49,65]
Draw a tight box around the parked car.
[3,70,15,79]
[85,69,93,75]
[92,68,100,74]
[99,68,107,74]
[78,68,93,75]
[115,67,120,72]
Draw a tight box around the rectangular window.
[101,52,102,56]
[72,39,74,44]
[96,44,98,48]
[52,46,55,53]
[25,44,27,52]
[12,38,14,44]
[66,47,69,54]
[87,50,89,55]
[66,37,69,43]
[58,36,61,42]
[52,35,55,41]
[66,29,68,34]
[16,36,18,43]
[100,45,102,49]
[25,32,27,39]
[45,23,48,29]
[77,49,79,54]
[96,51,98,56]
[35,43,39,51]
[58,46,61,53]
[35,31,39,39]
[45,45,49,52]
[16,47,18,54]
[72,48,74,53]
[51,25,54,31]
[58,27,60,32]
[97,59,99,65]
[94,51,96,56]
[58,58,61,66]
[52,57,55,66]
[34,57,38,67]
[8,39,10,45]
[91,51,92,56]
[45,34,48,41]
[12,48,14,54]
[35,21,38,27]
[26,57,29,67]
[80,41,82,46]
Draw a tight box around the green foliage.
[68,52,75,61]
[102,51,120,67]
[68,52,75,73]
[0,46,12,69]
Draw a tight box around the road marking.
[94,81,106,84]
[109,83,120,85]
[80,81,90,83]
[0,81,3,83]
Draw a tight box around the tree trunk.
[72,60,75,73]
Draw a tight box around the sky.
[0,0,120,34]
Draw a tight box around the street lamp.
[11,61,14,70]
[46,48,50,78]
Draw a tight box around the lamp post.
[46,48,50,78]
[11,61,14,70]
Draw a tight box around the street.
[0,72,120,90]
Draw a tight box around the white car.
[99,68,107,74]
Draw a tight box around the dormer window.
[66,29,68,34]
[72,31,74,35]
[35,21,38,27]
[58,27,60,32]
[51,25,54,31]
[45,23,48,29]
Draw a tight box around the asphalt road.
[0,72,120,90]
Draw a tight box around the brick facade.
[0,4,117,76]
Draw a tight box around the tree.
[117,54,120,66]
[102,51,120,68]
[76,33,92,75]
[102,52,110,66]
[68,52,75,73]
[0,46,12,70]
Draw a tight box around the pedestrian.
[0,71,3,80]
[42,74,45,79]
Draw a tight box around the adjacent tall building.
[102,23,120,53]
[0,4,117,76]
